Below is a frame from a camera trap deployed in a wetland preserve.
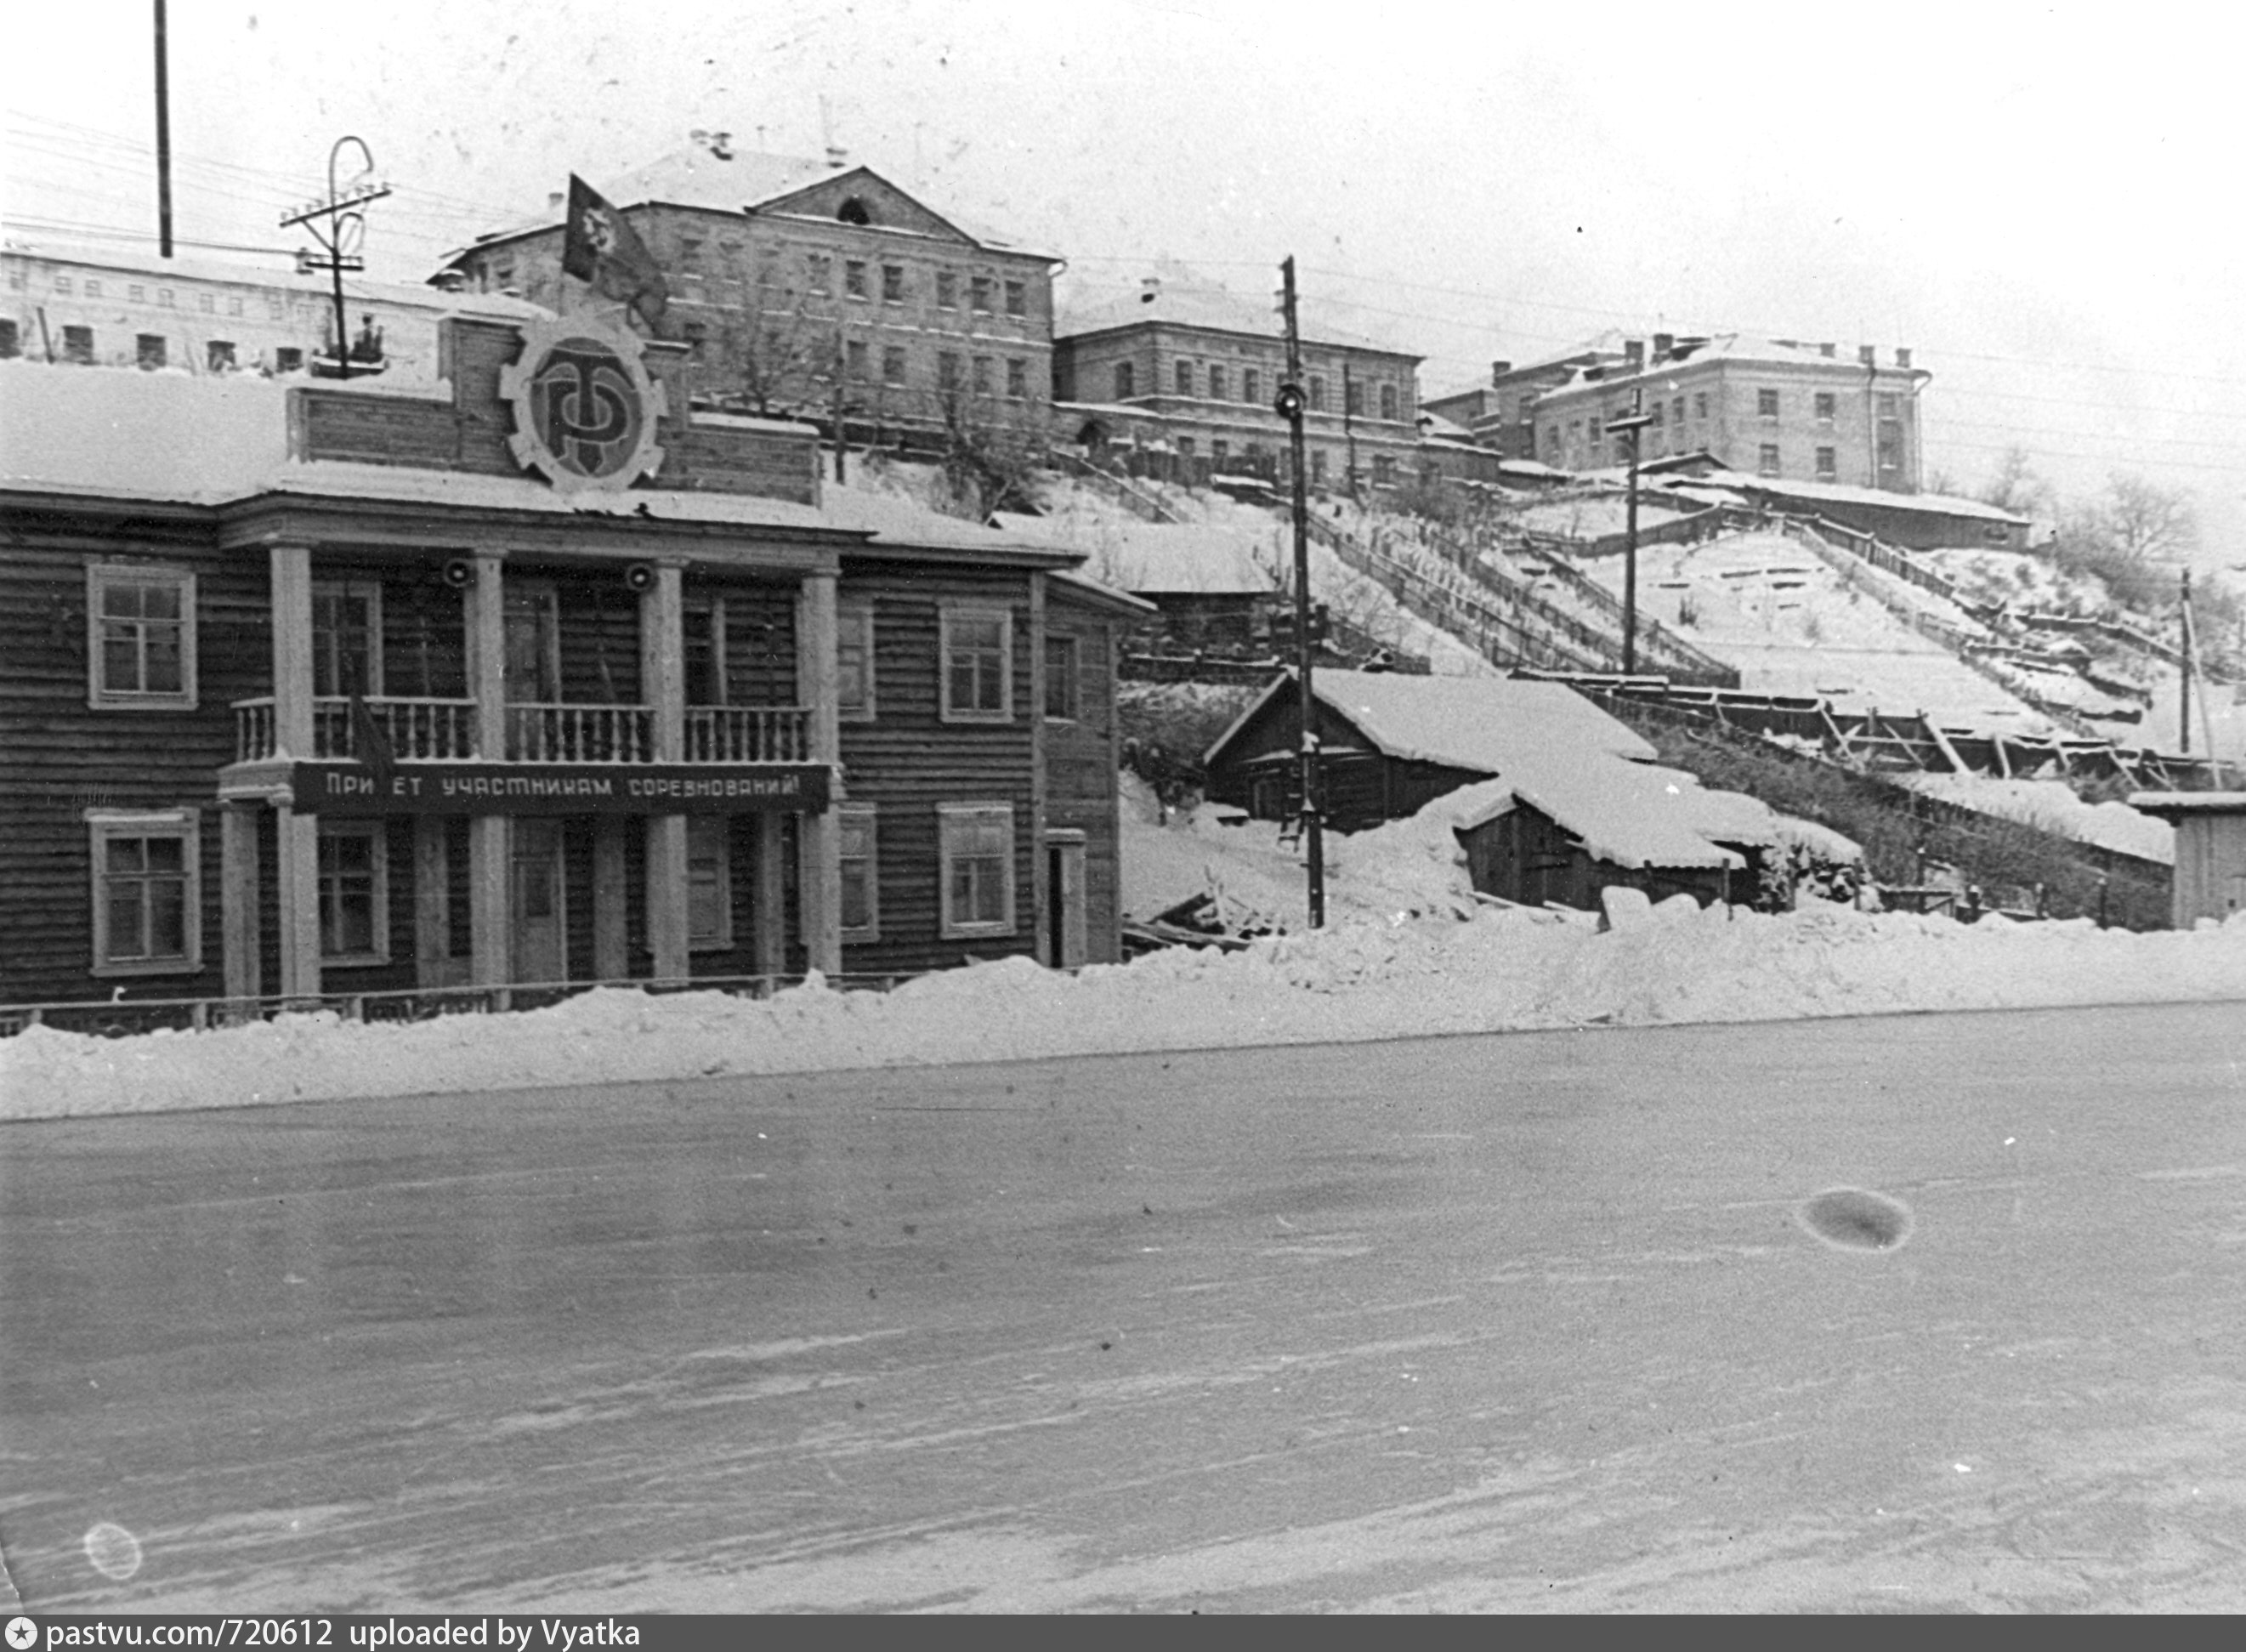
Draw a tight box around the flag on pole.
[349,689,398,795]
[560,173,669,336]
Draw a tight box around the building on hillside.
[1528,333,1930,491]
[1419,333,1632,462]
[1051,271,1423,494]
[1200,668,1659,833]
[2,238,545,379]
[436,133,1059,449]
[0,307,1146,1016]
[1648,465,2031,550]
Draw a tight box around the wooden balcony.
[233,698,813,765]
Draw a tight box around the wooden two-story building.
[0,307,1143,1011]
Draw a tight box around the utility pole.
[1608,389,1653,675]
[831,330,850,483]
[2180,569,2193,756]
[1341,361,1359,502]
[152,0,173,258]
[1276,257,1324,928]
[281,137,391,382]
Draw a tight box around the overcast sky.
[7,0,2243,551]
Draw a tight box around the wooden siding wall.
[836,556,1037,974]
[0,518,264,1002]
[1042,596,1125,964]
[1456,806,1729,913]
[1205,689,1483,834]
[710,578,798,705]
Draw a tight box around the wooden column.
[412,817,451,985]
[643,560,689,983]
[1028,571,1050,965]
[268,544,315,757]
[219,804,261,1001]
[752,814,788,976]
[268,544,320,996]
[593,818,629,980]
[468,552,511,986]
[274,803,321,998]
[796,571,842,975]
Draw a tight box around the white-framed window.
[318,821,389,965]
[87,563,197,709]
[839,803,880,943]
[687,815,734,950]
[939,802,1015,939]
[88,809,201,976]
[312,579,383,697]
[939,604,1012,723]
[837,600,876,723]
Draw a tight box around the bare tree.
[717,284,828,417]
[1977,446,2052,517]
[2099,473,2198,565]
[936,387,1043,520]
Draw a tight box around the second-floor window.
[1814,391,1836,424]
[1114,361,1135,399]
[972,355,993,395]
[1816,446,1838,480]
[1004,279,1026,317]
[1380,383,1398,421]
[1044,633,1080,721]
[1757,389,1780,418]
[1759,443,1781,476]
[312,582,382,697]
[1243,367,1260,404]
[969,275,993,314]
[882,264,905,303]
[837,602,876,722]
[808,254,832,295]
[940,605,1012,722]
[88,564,196,708]
[882,346,907,384]
[844,260,868,299]
[1006,357,1028,400]
[936,270,958,309]
[938,352,962,392]
[1208,364,1227,400]
[1176,360,1194,396]
[1308,375,1325,412]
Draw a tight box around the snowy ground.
[11,779,2242,1124]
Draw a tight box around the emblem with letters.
[499,315,668,491]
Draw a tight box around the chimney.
[710,130,733,160]
[1818,342,1836,358]
[1623,338,1645,372]
[1652,332,1674,361]
[547,191,564,212]
[825,145,848,170]
[1895,347,1913,370]
[1140,276,1161,305]
[1491,360,1512,384]
[1858,344,1876,367]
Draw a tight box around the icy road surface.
[5,1004,2245,1613]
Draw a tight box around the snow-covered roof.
[1457,760,1751,871]
[990,515,1276,595]
[1057,269,1414,360]
[2129,792,2246,820]
[1209,667,1658,773]
[1686,468,2030,525]
[458,150,1052,260]
[3,237,548,321]
[0,359,1083,558]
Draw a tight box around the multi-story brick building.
[1525,333,1931,491]
[1420,332,1631,462]
[2,238,543,379]
[1051,273,1423,492]
[438,136,1058,449]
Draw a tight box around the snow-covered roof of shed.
[1682,467,2030,525]
[1207,667,1658,773]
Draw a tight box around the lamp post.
[1606,392,1653,675]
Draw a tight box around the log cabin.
[0,309,1147,1012]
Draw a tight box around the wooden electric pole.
[1278,257,1324,928]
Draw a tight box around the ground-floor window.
[318,821,389,964]
[839,804,880,943]
[687,815,734,950]
[88,809,201,976]
[939,802,1015,939]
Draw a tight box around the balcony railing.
[503,702,655,763]
[683,706,814,764]
[235,698,814,766]
[235,696,479,763]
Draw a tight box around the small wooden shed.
[1449,768,1767,911]
[1201,668,1658,834]
[2126,792,2240,928]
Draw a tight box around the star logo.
[8,1616,40,1650]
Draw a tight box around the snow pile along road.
[9,900,2246,1122]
